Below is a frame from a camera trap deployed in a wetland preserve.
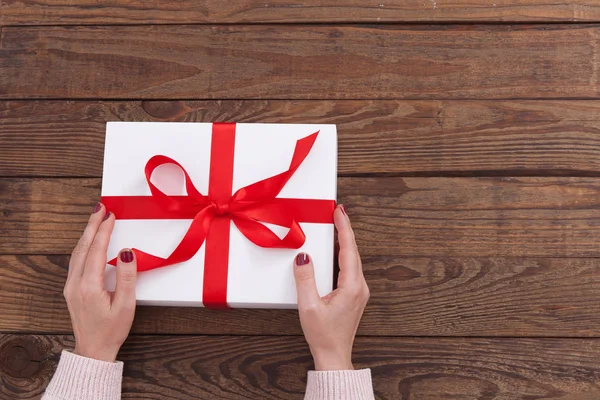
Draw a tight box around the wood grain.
[3,334,600,399]
[2,1,600,398]
[3,177,600,257]
[5,255,600,337]
[2,1,600,25]
[1,25,599,100]
[4,100,600,177]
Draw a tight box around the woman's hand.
[294,205,370,371]
[63,202,137,362]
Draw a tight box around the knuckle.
[295,270,314,283]
[79,281,94,299]
[63,286,72,301]
[348,285,362,299]
[362,284,371,302]
[88,238,103,254]
[119,270,137,284]
[72,238,91,256]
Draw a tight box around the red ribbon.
[101,123,335,309]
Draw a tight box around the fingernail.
[93,202,102,214]
[340,205,347,215]
[296,253,310,266]
[120,249,134,263]
[103,211,111,221]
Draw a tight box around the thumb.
[114,248,137,308]
[293,253,321,309]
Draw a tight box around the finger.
[113,249,137,309]
[293,252,322,309]
[82,211,115,288]
[68,202,106,281]
[334,205,361,288]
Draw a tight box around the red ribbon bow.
[101,123,335,308]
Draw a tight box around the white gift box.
[102,122,337,308]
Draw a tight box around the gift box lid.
[102,122,337,309]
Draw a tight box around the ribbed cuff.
[44,351,123,400]
[305,369,374,400]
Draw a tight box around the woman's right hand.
[294,205,370,371]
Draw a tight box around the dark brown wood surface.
[4,255,600,337]
[3,1,600,398]
[4,100,600,177]
[1,25,599,100]
[2,0,600,25]
[4,177,600,257]
[3,334,600,400]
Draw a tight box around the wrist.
[74,345,119,363]
[313,351,353,371]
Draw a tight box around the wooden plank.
[1,25,598,100]
[3,334,600,399]
[4,255,600,336]
[2,1,600,25]
[3,177,600,257]
[4,100,600,177]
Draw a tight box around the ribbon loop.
[145,155,209,212]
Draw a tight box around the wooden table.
[2,1,600,399]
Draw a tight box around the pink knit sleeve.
[304,369,375,400]
[42,351,123,400]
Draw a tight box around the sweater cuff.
[44,350,123,400]
[305,369,374,400]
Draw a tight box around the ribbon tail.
[108,249,174,272]
[109,206,216,272]
[231,131,319,204]
[233,215,306,249]
[241,199,336,226]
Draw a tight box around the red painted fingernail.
[340,205,347,215]
[296,253,310,266]
[103,211,111,221]
[93,202,102,214]
[120,249,134,263]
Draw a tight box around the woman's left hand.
[63,202,137,362]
